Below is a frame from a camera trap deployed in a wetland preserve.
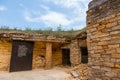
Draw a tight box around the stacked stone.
[0,40,12,71]
[87,0,120,79]
[67,64,89,80]
[32,42,46,69]
[0,31,69,43]
[70,40,81,66]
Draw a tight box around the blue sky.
[0,0,91,30]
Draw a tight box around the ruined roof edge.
[89,0,108,9]
[0,31,70,43]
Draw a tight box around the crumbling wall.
[70,40,81,66]
[33,42,63,69]
[32,41,46,69]
[87,0,120,79]
[70,39,87,66]
[0,40,12,71]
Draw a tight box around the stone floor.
[0,67,71,80]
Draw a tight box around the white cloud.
[41,11,72,26]
[45,0,91,13]
[24,10,72,27]
[45,0,91,23]
[24,0,92,30]
[0,6,7,11]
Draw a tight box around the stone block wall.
[0,40,12,71]
[70,39,87,66]
[0,40,63,71]
[32,41,46,69]
[52,49,62,66]
[32,41,63,69]
[87,0,120,79]
[70,40,81,66]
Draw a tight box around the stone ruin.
[0,0,120,79]
[0,30,87,72]
[87,0,120,79]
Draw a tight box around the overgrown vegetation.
[0,26,86,39]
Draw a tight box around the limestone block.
[116,59,120,63]
[111,54,120,58]
[106,22,117,28]
[106,49,116,54]
[103,62,114,67]
[112,68,120,73]
[101,67,111,72]
[110,31,120,35]
[98,41,108,46]
[105,72,117,77]
[102,45,108,49]
[115,64,120,68]
[108,44,119,49]
[91,54,100,58]
[92,66,100,69]
[111,58,116,63]
[112,24,120,30]
[89,28,97,32]
[93,46,102,50]
[116,48,120,53]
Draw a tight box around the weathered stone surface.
[70,39,86,66]
[87,0,120,79]
[67,64,89,80]
[0,31,70,43]
[111,54,120,58]
[0,40,12,71]
[105,72,117,77]
[101,67,111,72]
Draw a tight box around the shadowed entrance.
[62,48,71,66]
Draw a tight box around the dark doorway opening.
[80,47,88,63]
[62,48,71,66]
[10,40,34,72]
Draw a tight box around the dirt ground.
[0,67,71,80]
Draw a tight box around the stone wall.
[0,40,12,71]
[70,39,87,66]
[32,41,46,69]
[0,40,63,71]
[52,49,62,66]
[87,0,120,79]
[26,41,63,69]
[70,40,80,66]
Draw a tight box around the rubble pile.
[67,64,89,80]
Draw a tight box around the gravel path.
[0,68,71,80]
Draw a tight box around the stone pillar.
[45,42,52,69]
[70,40,81,66]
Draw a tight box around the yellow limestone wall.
[32,41,62,69]
[0,40,12,71]
[0,40,63,71]
[32,41,46,69]
[52,49,62,66]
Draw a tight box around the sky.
[0,0,92,30]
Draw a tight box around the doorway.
[62,48,71,66]
[10,40,34,72]
[80,47,88,63]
